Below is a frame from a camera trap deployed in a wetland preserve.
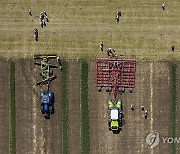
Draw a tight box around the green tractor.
[108,99,123,132]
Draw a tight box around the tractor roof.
[41,95,50,104]
[110,109,118,120]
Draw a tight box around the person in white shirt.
[162,3,165,10]
[99,41,104,51]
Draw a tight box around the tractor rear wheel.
[41,105,45,114]
[44,113,50,119]
[49,106,54,114]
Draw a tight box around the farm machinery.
[34,54,62,119]
[96,58,136,132]
[40,91,54,119]
[108,99,123,131]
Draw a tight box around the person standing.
[172,45,175,52]
[144,110,148,119]
[57,56,63,71]
[115,15,119,22]
[131,105,134,111]
[162,3,165,10]
[34,28,38,41]
[28,10,32,16]
[141,105,144,111]
[99,41,104,51]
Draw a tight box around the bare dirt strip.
[36,59,62,154]
[15,60,62,154]
[15,60,34,153]
[0,60,9,154]
[149,62,172,153]
[88,60,110,154]
[67,59,81,154]
[121,62,172,154]
[88,61,172,154]
[175,63,180,153]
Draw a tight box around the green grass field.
[0,0,179,60]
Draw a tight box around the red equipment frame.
[96,58,136,98]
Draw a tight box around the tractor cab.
[40,91,54,119]
[108,99,123,131]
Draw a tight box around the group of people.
[99,4,175,56]
[39,11,49,28]
[98,9,120,58]
[99,42,117,58]
[28,10,49,41]
[115,4,165,23]
[130,105,148,119]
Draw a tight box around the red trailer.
[96,58,136,98]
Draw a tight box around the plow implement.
[96,58,136,98]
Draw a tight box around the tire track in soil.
[40,58,62,154]
[15,60,35,154]
[0,61,9,154]
[68,59,81,154]
[33,65,45,154]
[151,62,172,154]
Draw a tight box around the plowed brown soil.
[88,61,172,154]
[0,61,9,154]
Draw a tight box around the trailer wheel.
[97,87,102,92]
[119,87,125,93]
[122,87,125,93]
[106,87,109,92]
[129,88,133,93]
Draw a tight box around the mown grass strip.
[171,63,177,154]
[9,61,15,154]
[61,60,68,154]
[80,60,90,154]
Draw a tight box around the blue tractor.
[40,91,54,119]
